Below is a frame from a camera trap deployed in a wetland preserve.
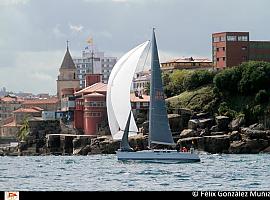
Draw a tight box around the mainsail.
[149,30,175,146]
[107,41,149,140]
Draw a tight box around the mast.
[91,44,94,74]
[148,28,175,147]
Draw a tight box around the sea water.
[0,153,269,191]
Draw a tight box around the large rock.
[73,136,93,155]
[180,129,197,138]
[240,128,267,139]
[210,125,219,132]
[260,146,270,153]
[177,109,192,130]
[196,113,210,119]
[216,116,230,131]
[46,135,61,154]
[203,135,230,153]
[168,114,181,132]
[188,119,200,130]
[199,118,214,129]
[229,116,245,131]
[229,139,269,153]
[129,134,148,151]
[249,123,264,130]
[228,131,242,141]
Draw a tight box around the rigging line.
[141,40,151,72]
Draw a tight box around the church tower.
[57,41,80,99]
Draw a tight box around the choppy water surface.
[0,153,269,191]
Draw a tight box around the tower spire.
[66,40,69,50]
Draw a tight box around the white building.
[132,70,151,93]
[73,49,117,88]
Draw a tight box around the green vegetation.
[162,69,215,98]
[18,117,30,142]
[165,61,270,124]
[167,85,217,113]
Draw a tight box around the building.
[74,75,107,135]
[132,71,151,93]
[73,49,117,87]
[22,98,59,111]
[130,92,150,114]
[161,57,213,71]
[0,107,42,137]
[56,43,80,100]
[0,96,23,122]
[212,32,270,69]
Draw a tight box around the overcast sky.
[1,0,270,95]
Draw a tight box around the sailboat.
[107,29,200,163]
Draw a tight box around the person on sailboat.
[181,146,188,152]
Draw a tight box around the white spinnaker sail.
[107,41,149,140]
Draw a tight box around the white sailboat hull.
[117,150,200,163]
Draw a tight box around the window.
[220,36,226,42]
[217,58,220,61]
[213,37,220,42]
[223,47,225,51]
[217,48,219,52]
[143,102,149,107]
[90,112,101,117]
[85,101,105,107]
[238,36,248,41]
[223,57,226,61]
[227,36,237,41]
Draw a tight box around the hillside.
[166,85,217,113]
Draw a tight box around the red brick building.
[73,74,150,135]
[212,32,270,69]
[73,75,107,135]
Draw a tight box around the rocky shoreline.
[1,113,270,156]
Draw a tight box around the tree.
[18,117,30,142]
[213,66,242,93]
[183,70,215,91]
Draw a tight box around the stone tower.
[57,42,80,99]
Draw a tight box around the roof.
[162,57,212,64]
[60,47,76,69]
[84,92,105,97]
[22,98,59,105]
[31,106,44,111]
[3,120,21,127]
[130,93,150,103]
[13,108,41,113]
[0,97,23,103]
[75,82,107,96]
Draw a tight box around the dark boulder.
[180,129,197,138]
[228,131,242,141]
[203,135,230,153]
[229,139,269,153]
[216,116,230,131]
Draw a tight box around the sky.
[1,0,270,95]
